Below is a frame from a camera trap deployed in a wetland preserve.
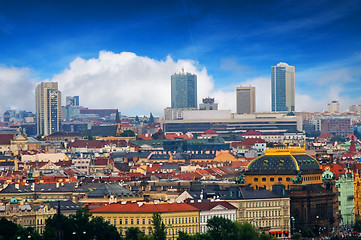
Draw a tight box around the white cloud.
[0,66,36,114]
[2,51,360,118]
[52,51,214,116]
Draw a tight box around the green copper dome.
[10,197,18,204]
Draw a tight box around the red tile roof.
[200,129,218,136]
[241,130,261,136]
[231,138,266,148]
[90,202,199,213]
[321,164,345,180]
[0,134,15,145]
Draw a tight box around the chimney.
[15,184,20,190]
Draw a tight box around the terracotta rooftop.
[90,202,199,213]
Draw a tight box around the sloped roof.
[188,201,237,211]
[241,130,261,136]
[68,140,107,148]
[246,153,321,173]
[90,202,199,213]
[88,183,133,198]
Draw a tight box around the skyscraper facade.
[271,62,295,112]
[236,86,256,114]
[171,69,197,108]
[66,96,79,106]
[35,82,62,136]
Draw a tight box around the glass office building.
[271,62,295,112]
[171,69,197,108]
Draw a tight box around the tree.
[125,227,145,240]
[330,135,345,142]
[121,130,136,137]
[152,129,164,140]
[291,232,301,239]
[234,221,259,240]
[354,219,361,232]
[259,232,277,240]
[0,217,41,240]
[150,213,166,240]
[206,216,237,240]
[43,208,120,240]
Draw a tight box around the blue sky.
[0,0,360,115]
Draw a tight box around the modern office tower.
[171,69,197,108]
[236,85,256,114]
[199,97,218,110]
[349,105,361,113]
[327,100,339,112]
[35,82,62,136]
[271,62,295,112]
[66,96,79,106]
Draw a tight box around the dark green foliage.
[206,216,237,240]
[125,227,145,240]
[330,135,345,142]
[150,212,166,240]
[291,232,301,239]
[121,130,136,137]
[43,208,120,240]
[354,219,361,232]
[151,129,164,139]
[302,228,315,238]
[0,217,41,240]
[259,232,278,240]
[234,221,259,240]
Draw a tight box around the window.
[114,219,116,225]
[125,219,128,225]
[137,219,139,224]
[286,177,290,182]
[120,219,122,224]
[131,219,133,224]
[262,177,266,182]
[278,177,282,182]
[254,177,258,182]
[148,219,151,224]
[270,177,274,182]
[142,219,145,225]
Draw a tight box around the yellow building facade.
[245,147,323,191]
[90,202,199,239]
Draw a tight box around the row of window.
[253,176,320,182]
[109,216,198,226]
[200,214,235,223]
[249,219,283,228]
[245,201,280,208]
[246,210,281,218]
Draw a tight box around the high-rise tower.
[35,82,62,136]
[171,69,197,108]
[236,85,256,114]
[271,62,295,112]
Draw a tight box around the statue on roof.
[290,171,303,184]
[234,170,245,184]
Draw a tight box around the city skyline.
[0,0,360,116]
